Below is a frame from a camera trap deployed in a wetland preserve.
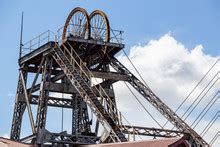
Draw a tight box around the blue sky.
[0,0,219,144]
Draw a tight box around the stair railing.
[56,39,142,140]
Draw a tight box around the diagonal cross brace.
[110,57,209,147]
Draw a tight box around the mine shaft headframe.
[62,7,110,42]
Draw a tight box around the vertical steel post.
[19,12,24,58]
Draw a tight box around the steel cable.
[121,48,150,89]
[61,93,64,132]
[121,49,220,129]
[170,77,220,130]
[106,51,163,128]
[182,77,220,121]
[163,59,220,127]
[201,111,220,137]
[124,82,163,128]
[210,131,220,146]
[191,92,220,129]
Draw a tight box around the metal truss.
[110,57,209,147]
[30,95,73,108]
[121,125,186,138]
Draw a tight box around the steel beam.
[26,66,129,81]
[35,57,53,135]
[20,70,36,134]
[121,125,186,138]
[30,95,73,108]
[27,82,115,97]
[110,57,209,146]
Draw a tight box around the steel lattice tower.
[10,7,209,147]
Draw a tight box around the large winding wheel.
[62,7,90,40]
[89,10,110,42]
[62,8,111,70]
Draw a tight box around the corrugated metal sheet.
[0,137,36,147]
[81,138,188,147]
[0,137,189,147]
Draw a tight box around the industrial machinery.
[10,7,209,147]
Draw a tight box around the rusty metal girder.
[120,125,186,138]
[110,57,209,147]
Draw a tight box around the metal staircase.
[52,44,127,142]
[109,57,209,147]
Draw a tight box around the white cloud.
[112,33,220,145]
[115,33,220,108]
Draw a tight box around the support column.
[71,93,91,135]
[102,64,119,124]
[10,70,27,140]
[35,56,53,143]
